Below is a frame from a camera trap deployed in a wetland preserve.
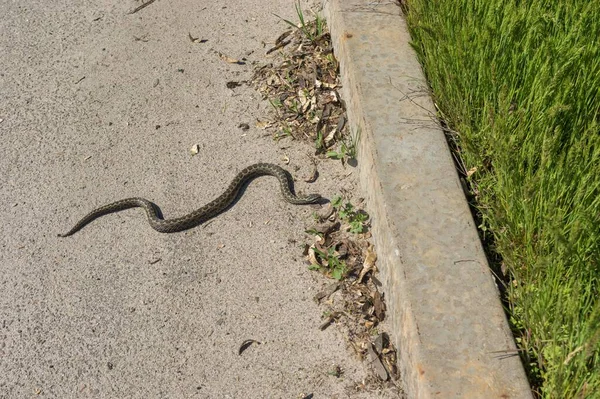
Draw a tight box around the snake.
[58,163,321,237]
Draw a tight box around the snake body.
[59,163,321,237]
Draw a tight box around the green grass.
[404,0,600,397]
[274,0,325,43]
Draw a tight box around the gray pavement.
[0,1,396,397]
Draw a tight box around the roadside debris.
[188,33,208,44]
[238,339,262,355]
[251,8,401,392]
[128,0,158,15]
[306,196,400,386]
[252,19,350,161]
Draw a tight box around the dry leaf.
[266,39,291,55]
[217,52,245,65]
[319,311,341,330]
[314,234,325,245]
[316,204,335,221]
[374,333,388,353]
[373,290,385,321]
[298,89,309,109]
[313,282,340,302]
[239,339,261,355]
[367,344,389,381]
[310,222,339,236]
[324,91,338,103]
[356,245,377,283]
[226,81,243,89]
[324,127,337,146]
[188,33,208,43]
[308,245,320,266]
[275,30,292,45]
[255,119,273,129]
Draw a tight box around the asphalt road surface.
[0,0,394,397]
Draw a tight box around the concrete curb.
[323,1,533,397]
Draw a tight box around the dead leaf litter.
[251,15,401,394]
[252,21,348,151]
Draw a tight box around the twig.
[266,40,291,55]
[128,0,158,15]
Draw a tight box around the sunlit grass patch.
[404,0,600,396]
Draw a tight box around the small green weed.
[274,125,293,141]
[305,226,323,236]
[310,246,348,280]
[275,1,325,43]
[326,128,360,163]
[268,98,282,109]
[315,130,325,152]
[331,195,368,234]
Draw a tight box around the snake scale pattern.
[59,163,321,237]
